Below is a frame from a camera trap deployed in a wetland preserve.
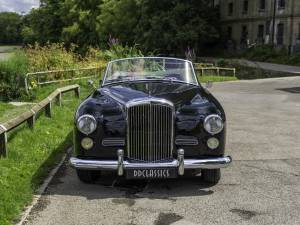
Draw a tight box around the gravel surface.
[25,77,300,225]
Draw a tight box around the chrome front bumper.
[69,149,232,176]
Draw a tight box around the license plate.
[126,168,177,179]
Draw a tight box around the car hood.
[76,81,225,125]
[100,81,202,108]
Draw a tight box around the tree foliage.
[0,0,220,56]
[0,12,23,44]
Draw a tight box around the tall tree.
[23,0,65,44]
[61,0,103,51]
[0,12,23,44]
[96,0,140,47]
[134,0,220,55]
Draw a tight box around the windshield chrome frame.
[102,57,199,86]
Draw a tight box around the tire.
[76,169,100,184]
[202,169,221,184]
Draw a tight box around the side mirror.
[99,79,103,86]
[88,79,97,90]
[205,81,213,89]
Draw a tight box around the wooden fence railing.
[194,63,214,69]
[24,67,103,94]
[196,67,236,77]
[0,84,80,158]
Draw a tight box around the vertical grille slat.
[127,101,173,163]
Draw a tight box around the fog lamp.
[207,137,219,150]
[81,137,94,150]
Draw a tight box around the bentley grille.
[127,101,174,162]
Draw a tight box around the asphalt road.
[25,77,300,225]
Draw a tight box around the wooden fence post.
[0,132,7,158]
[45,101,52,117]
[27,113,35,129]
[56,92,62,106]
[75,86,80,98]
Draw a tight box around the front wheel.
[76,169,100,183]
[202,169,221,184]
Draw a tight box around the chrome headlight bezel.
[203,114,224,135]
[76,114,97,135]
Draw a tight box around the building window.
[243,0,248,14]
[278,0,285,9]
[277,23,284,45]
[266,21,271,35]
[257,25,264,43]
[228,2,233,16]
[259,0,266,11]
[227,26,233,39]
[241,25,248,44]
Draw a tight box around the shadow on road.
[45,163,216,201]
[276,87,300,94]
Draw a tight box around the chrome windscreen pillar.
[178,149,184,175]
[117,149,124,176]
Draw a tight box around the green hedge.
[0,51,28,101]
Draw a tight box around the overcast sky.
[0,0,40,14]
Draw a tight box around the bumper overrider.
[69,149,232,176]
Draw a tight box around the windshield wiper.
[106,77,134,83]
[145,75,162,79]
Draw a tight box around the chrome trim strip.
[175,138,199,146]
[125,97,174,108]
[69,156,232,170]
[102,138,125,147]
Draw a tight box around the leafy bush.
[239,45,300,66]
[102,39,143,60]
[25,43,81,71]
[0,42,145,101]
[0,51,29,101]
[242,45,286,61]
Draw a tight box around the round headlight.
[81,137,94,150]
[77,114,97,135]
[203,114,224,135]
[207,137,219,149]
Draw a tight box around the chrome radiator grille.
[127,101,174,162]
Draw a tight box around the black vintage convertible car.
[70,57,232,184]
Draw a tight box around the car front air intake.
[126,98,174,162]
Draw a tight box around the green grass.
[0,78,95,123]
[198,75,238,83]
[0,83,92,225]
[0,103,33,124]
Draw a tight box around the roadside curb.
[16,151,69,225]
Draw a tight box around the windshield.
[103,57,198,85]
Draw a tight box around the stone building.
[219,0,300,52]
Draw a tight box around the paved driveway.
[26,77,300,225]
